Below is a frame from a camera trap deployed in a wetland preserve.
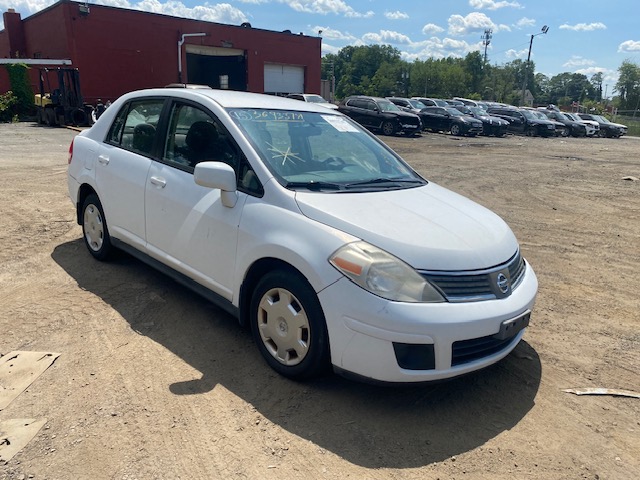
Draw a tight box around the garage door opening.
[185,45,247,91]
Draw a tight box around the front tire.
[81,193,112,261]
[250,269,330,380]
[450,123,461,136]
[381,121,396,136]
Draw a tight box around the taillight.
[68,138,74,164]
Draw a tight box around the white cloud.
[384,10,408,20]
[131,0,248,23]
[283,0,373,18]
[362,30,412,45]
[469,0,521,10]
[618,40,640,52]
[321,43,341,55]
[563,56,596,68]
[448,12,506,36]
[505,48,528,59]
[0,1,252,30]
[411,36,480,60]
[514,17,535,29]
[559,22,607,32]
[313,25,357,41]
[422,23,444,35]
[574,67,617,85]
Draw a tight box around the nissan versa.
[67,88,538,383]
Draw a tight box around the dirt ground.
[0,122,638,480]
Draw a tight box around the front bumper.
[319,261,538,383]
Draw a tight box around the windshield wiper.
[344,178,424,189]
[285,181,344,191]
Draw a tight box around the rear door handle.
[98,154,109,165]
[150,176,167,188]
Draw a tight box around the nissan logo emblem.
[497,273,509,294]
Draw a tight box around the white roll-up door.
[264,64,304,94]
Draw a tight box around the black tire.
[45,108,56,127]
[381,121,396,136]
[250,269,330,380]
[81,194,112,261]
[450,123,461,136]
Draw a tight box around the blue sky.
[2,0,638,93]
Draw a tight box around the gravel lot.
[1,122,638,479]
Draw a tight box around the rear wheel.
[81,194,112,261]
[381,121,396,136]
[250,269,330,380]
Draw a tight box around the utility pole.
[481,29,492,65]
[520,25,549,106]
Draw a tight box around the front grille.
[451,335,518,366]
[420,251,526,302]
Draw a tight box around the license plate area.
[494,311,531,340]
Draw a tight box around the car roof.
[125,88,339,114]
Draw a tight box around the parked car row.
[285,93,628,140]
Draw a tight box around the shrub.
[4,64,34,117]
[0,90,17,122]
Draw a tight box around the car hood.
[478,115,509,125]
[294,183,517,271]
[393,110,420,120]
[459,116,483,126]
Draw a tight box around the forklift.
[34,68,94,127]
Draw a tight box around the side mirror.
[194,162,238,207]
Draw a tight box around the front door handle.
[150,176,167,188]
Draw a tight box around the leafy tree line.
[321,45,639,113]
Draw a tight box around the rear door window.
[106,99,165,157]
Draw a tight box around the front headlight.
[329,241,445,303]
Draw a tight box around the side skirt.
[112,238,240,320]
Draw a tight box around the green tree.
[333,45,402,98]
[615,60,640,111]
[590,72,603,102]
[463,51,484,95]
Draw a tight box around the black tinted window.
[106,98,164,157]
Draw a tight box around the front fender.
[234,198,357,302]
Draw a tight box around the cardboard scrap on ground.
[0,418,48,464]
[563,388,640,399]
[0,351,61,411]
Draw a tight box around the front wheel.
[450,124,461,136]
[81,193,112,260]
[381,121,396,136]
[250,270,330,380]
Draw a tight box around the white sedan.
[68,88,537,383]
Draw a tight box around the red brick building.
[0,0,322,104]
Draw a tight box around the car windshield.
[521,110,538,121]
[468,107,486,116]
[378,101,401,112]
[305,95,329,104]
[408,99,426,109]
[444,107,464,116]
[530,111,547,120]
[228,109,424,191]
[593,115,610,123]
[565,113,581,121]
